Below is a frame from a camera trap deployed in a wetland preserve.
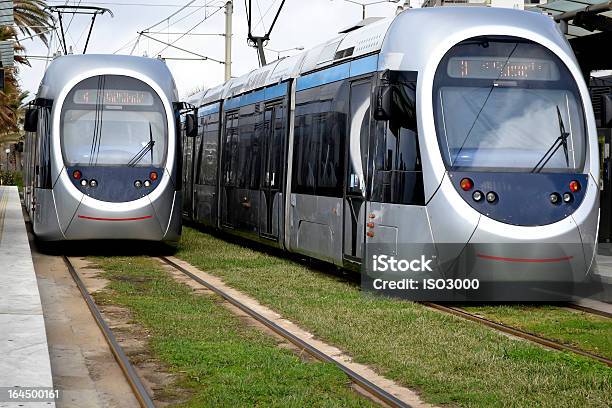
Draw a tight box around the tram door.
[599,129,612,242]
[259,103,284,240]
[343,80,371,263]
[221,112,239,228]
[182,127,195,219]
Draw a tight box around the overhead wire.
[47,1,211,7]
[252,0,279,32]
[125,0,213,55]
[139,32,224,63]
[254,0,266,33]
[153,2,224,56]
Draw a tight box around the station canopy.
[530,0,612,73]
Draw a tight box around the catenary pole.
[224,0,232,81]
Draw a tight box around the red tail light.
[150,171,158,181]
[569,180,581,193]
[72,170,81,180]
[460,178,473,191]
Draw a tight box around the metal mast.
[225,0,233,80]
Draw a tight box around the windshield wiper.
[89,76,105,166]
[127,123,155,167]
[531,106,570,173]
[450,43,519,166]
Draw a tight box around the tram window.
[294,113,317,194]
[235,105,260,189]
[260,104,285,190]
[317,112,344,195]
[61,75,168,168]
[37,107,52,189]
[372,76,424,205]
[293,81,346,197]
[198,115,218,186]
[223,113,239,186]
[270,105,285,188]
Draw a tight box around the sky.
[18,0,419,100]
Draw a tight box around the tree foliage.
[1,1,51,142]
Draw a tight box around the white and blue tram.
[181,7,600,299]
[23,55,189,241]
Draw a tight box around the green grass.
[175,226,612,408]
[91,256,374,408]
[462,304,612,359]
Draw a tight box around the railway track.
[62,256,155,408]
[65,254,413,408]
[423,302,612,368]
[567,302,612,319]
[159,256,413,408]
[62,251,611,408]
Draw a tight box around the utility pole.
[224,0,232,81]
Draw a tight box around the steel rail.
[567,303,612,319]
[159,256,412,408]
[423,302,612,368]
[62,256,155,408]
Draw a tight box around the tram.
[23,54,190,241]
[181,7,599,299]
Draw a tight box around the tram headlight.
[89,179,97,188]
[80,179,88,187]
[134,180,142,188]
[563,192,573,203]
[550,193,561,205]
[472,190,483,202]
[486,191,498,203]
[144,180,151,188]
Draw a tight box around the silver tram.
[23,55,187,242]
[181,8,600,299]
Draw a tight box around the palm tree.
[0,26,28,138]
[0,0,51,141]
[13,0,52,46]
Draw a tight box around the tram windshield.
[61,75,168,167]
[433,36,586,173]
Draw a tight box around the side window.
[317,111,344,195]
[292,81,346,197]
[371,76,424,205]
[293,97,316,194]
[271,105,285,188]
[223,112,239,186]
[195,115,205,185]
[236,105,260,189]
[201,116,219,186]
[37,107,52,189]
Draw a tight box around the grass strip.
[176,226,612,408]
[462,304,612,360]
[91,256,374,408]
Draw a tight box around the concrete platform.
[0,186,55,407]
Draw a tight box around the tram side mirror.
[185,113,197,137]
[374,85,394,121]
[24,108,38,132]
[602,94,612,128]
